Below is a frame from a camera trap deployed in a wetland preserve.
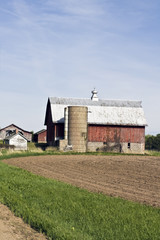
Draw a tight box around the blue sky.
[0,0,160,134]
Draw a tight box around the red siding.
[88,125,145,143]
[120,127,145,143]
[38,130,47,143]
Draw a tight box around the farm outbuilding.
[0,124,32,142]
[44,90,147,154]
[4,132,28,150]
[33,129,47,143]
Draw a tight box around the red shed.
[33,129,47,143]
[44,90,147,153]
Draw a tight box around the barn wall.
[46,122,55,145]
[45,99,64,145]
[46,121,145,153]
[9,135,27,150]
[87,125,145,153]
[120,142,145,154]
[45,100,54,145]
[0,130,6,140]
[47,123,64,145]
[88,125,120,142]
[88,125,145,143]
[38,131,47,143]
[55,124,64,140]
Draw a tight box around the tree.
[145,134,160,151]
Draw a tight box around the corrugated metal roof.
[48,97,147,126]
[50,97,142,108]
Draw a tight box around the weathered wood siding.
[37,130,47,143]
[88,125,145,143]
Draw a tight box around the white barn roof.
[45,96,147,127]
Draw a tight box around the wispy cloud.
[0,0,160,133]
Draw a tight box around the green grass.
[145,150,160,156]
[0,161,160,240]
[0,148,149,160]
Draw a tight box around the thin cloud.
[0,0,160,133]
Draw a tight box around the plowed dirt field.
[3,155,160,207]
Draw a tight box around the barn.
[0,124,32,142]
[44,90,147,154]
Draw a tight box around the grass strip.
[1,149,159,162]
[0,161,160,240]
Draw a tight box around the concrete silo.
[68,106,88,152]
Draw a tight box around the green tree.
[145,134,160,151]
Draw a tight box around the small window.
[128,143,131,149]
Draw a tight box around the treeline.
[145,134,160,151]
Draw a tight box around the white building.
[4,132,28,151]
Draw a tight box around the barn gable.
[0,124,32,141]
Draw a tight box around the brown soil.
[0,203,47,240]
[3,155,160,207]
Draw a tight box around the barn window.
[128,143,131,149]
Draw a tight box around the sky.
[0,0,160,134]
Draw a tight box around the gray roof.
[5,132,28,141]
[35,129,46,135]
[46,97,147,127]
[50,97,142,108]
[0,124,32,133]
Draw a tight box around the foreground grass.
[0,161,160,240]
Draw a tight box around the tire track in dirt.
[3,155,160,207]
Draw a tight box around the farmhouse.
[44,90,147,154]
[4,132,28,150]
[0,124,32,142]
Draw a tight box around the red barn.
[44,90,147,153]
